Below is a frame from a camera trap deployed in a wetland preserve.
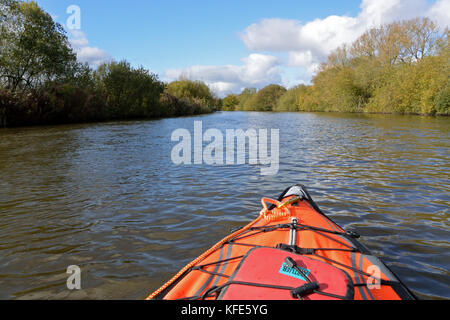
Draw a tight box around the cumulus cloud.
[166,0,450,96]
[68,30,110,68]
[241,0,450,71]
[241,18,305,52]
[288,51,320,77]
[427,0,450,28]
[165,54,281,97]
[358,0,429,27]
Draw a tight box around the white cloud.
[358,0,429,27]
[240,54,281,85]
[165,54,281,97]
[288,51,320,77]
[427,0,450,29]
[165,0,450,96]
[241,0,450,69]
[241,18,305,52]
[68,30,110,68]
[288,51,313,67]
[76,46,110,68]
[209,82,241,95]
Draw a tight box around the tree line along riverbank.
[0,1,220,128]
[1,1,449,129]
[223,18,449,116]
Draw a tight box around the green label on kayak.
[279,263,310,281]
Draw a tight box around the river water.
[0,112,448,300]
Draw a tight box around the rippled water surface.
[0,112,448,300]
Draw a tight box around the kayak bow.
[147,185,416,300]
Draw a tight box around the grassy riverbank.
[0,1,219,128]
[223,18,449,116]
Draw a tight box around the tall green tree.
[246,84,287,111]
[0,0,77,92]
[236,88,257,111]
[222,94,239,111]
[166,80,215,106]
[95,60,165,118]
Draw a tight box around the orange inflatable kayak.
[147,185,416,300]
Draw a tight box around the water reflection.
[0,112,448,300]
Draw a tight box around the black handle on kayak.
[291,282,320,299]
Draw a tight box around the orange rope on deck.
[259,197,293,222]
[146,214,264,300]
[146,197,295,300]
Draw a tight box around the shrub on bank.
[434,83,450,115]
[159,92,214,117]
[165,80,219,112]
[245,84,287,111]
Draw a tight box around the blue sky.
[36,0,449,96]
